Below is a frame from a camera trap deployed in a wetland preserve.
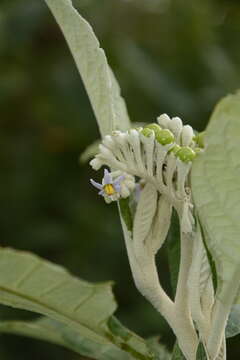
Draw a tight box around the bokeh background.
[0,0,240,358]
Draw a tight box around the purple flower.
[90,169,125,202]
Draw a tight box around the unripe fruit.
[169,144,181,155]
[156,129,175,145]
[177,146,196,162]
[141,128,154,138]
[145,123,162,136]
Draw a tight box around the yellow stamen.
[104,184,115,196]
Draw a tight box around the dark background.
[0,0,240,358]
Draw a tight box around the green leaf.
[191,91,240,305]
[107,317,155,360]
[226,305,240,338]
[0,247,153,360]
[196,343,207,360]
[171,343,186,360]
[0,318,71,350]
[44,0,131,137]
[0,317,154,360]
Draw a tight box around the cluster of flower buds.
[90,114,204,210]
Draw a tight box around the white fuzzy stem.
[120,209,198,360]
[175,227,193,311]
[207,268,240,360]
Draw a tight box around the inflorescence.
[90,113,204,233]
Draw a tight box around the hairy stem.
[120,211,198,360]
[207,268,240,359]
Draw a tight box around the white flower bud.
[99,144,113,158]
[181,125,194,146]
[102,135,115,149]
[113,132,127,147]
[89,158,102,170]
[157,113,171,128]
[169,117,183,140]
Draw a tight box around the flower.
[90,168,134,203]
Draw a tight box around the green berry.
[169,144,181,155]
[177,146,196,163]
[145,123,162,136]
[141,128,154,138]
[156,129,175,145]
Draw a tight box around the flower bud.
[89,158,102,170]
[181,125,194,146]
[157,113,171,128]
[169,117,183,138]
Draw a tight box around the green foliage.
[0,316,158,360]
[192,92,240,305]
[171,343,185,360]
[146,337,171,360]
[0,247,155,360]
[171,342,208,360]
[0,318,104,356]
[196,343,207,360]
[44,0,131,137]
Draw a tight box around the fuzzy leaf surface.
[191,92,240,304]
[0,316,155,360]
[0,248,153,360]
[44,0,131,136]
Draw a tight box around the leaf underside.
[191,91,240,304]
[44,0,131,137]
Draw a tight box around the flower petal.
[90,179,103,190]
[103,168,112,185]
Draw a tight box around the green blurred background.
[0,0,240,358]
